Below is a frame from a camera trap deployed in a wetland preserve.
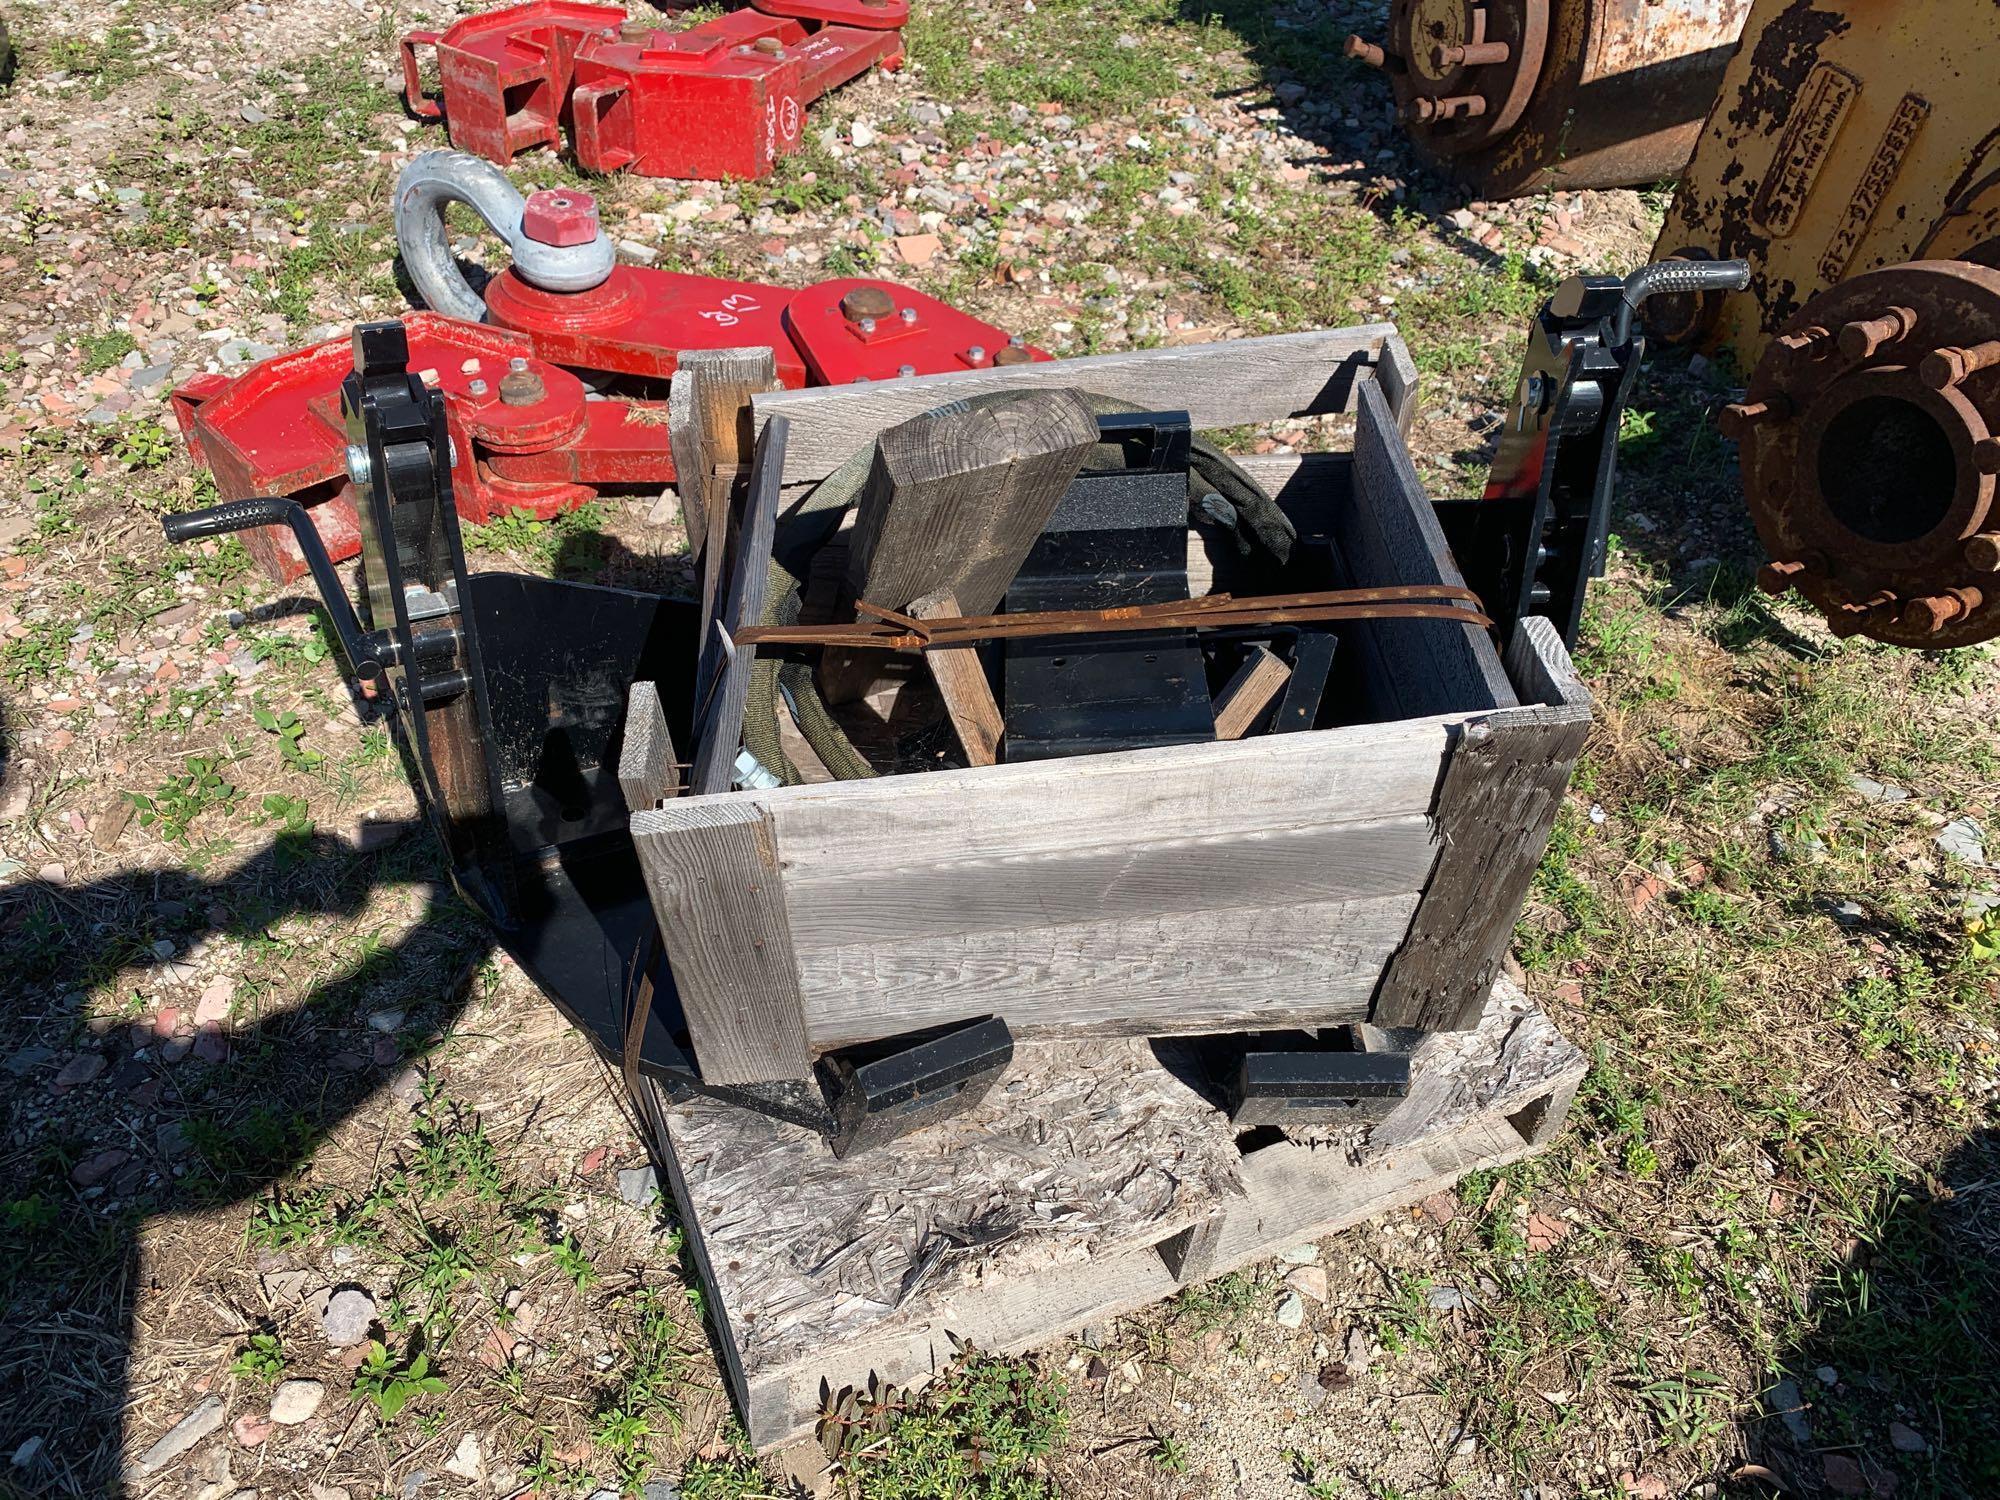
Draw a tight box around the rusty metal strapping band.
[736,584,1491,650]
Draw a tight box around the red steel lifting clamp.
[402,0,905,181]
[171,153,1045,584]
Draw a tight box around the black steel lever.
[1615,258,1750,344]
[159,496,394,684]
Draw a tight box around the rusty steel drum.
[1731,260,2000,649]
[1345,0,1751,197]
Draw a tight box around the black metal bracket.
[157,318,1013,1157]
[1222,1024,1418,1127]
[1002,410,1214,760]
[1437,259,1750,649]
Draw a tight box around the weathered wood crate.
[637,975,1586,1452]
[628,324,1594,1084]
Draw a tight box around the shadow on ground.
[0,705,494,1492]
[1738,1127,2000,1497]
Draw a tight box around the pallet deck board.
[643,977,1585,1451]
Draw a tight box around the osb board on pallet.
[643,977,1586,1451]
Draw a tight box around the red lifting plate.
[405,0,902,181]
[403,1,626,164]
[572,12,903,180]
[483,264,814,385]
[785,279,1051,383]
[171,315,604,582]
[172,277,1041,583]
[754,0,907,30]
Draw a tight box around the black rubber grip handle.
[1625,258,1752,305]
[161,495,299,544]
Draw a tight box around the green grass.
[821,1350,1068,1499]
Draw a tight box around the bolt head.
[966,344,987,363]
[345,444,371,487]
[840,285,897,323]
[898,364,916,378]
[521,188,601,247]
[467,378,489,396]
[899,306,918,324]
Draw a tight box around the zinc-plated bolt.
[898,364,916,377]
[1009,333,1025,346]
[900,306,918,324]
[345,444,370,487]
[966,344,987,364]
[468,378,489,396]
[509,356,529,373]
[858,317,877,334]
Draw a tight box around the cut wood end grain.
[1212,644,1293,740]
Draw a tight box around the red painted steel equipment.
[173,272,1042,582]
[403,0,904,181]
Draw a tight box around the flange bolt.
[1756,559,1805,595]
[1433,40,1510,69]
[1836,307,1917,362]
[1921,340,2000,391]
[1343,34,1387,68]
[1963,532,2000,572]
[1903,588,1983,633]
[1718,395,1791,443]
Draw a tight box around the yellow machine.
[1648,0,2000,369]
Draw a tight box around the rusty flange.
[1367,0,1550,148]
[1732,259,2000,649]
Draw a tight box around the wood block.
[631,798,813,1085]
[1211,644,1292,740]
[912,592,1001,766]
[846,388,1102,615]
[618,682,680,810]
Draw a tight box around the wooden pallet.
[639,976,1585,1452]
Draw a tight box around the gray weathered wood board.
[1370,617,1593,1031]
[753,325,1411,484]
[1337,379,1516,720]
[799,891,1419,1046]
[781,815,1438,947]
[689,415,788,797]
[630,799,813,1085]
[643,978,1585,1452]
[618,682,678,810]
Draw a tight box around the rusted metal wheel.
[1347,0,1750,197]
[1733,259,2000,649]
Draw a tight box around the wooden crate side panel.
[753,325,1400,484]
[781,814,1439,949]
[1369,621,1592,1032]
[631,800,815,1084]
[799,891,1419,1047]
[1339,379,1517,720]
[636,712,1465,873]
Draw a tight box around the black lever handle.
[159,496,392,684]
[1616,258,1750,343]
[161,496,299,545]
